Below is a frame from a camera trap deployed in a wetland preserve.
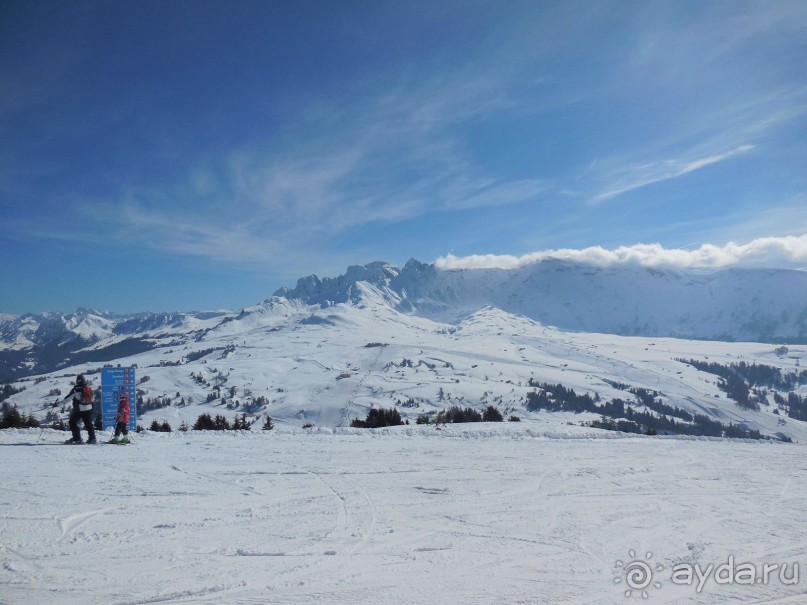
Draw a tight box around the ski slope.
[1,425,806,604]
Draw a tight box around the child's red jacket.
[116,398,131,424]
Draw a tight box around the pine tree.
[483,405,503,422]
[237,413,251,430]
[350,407,404,428]
[0,405,22,429]
[193,413,216,430]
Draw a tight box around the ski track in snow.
[58,509,111,541]
[1,427,807,604]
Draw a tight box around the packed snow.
[1,425,806,604]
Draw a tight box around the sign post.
[101,367,137,432]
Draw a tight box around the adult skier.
[65,374,96,444]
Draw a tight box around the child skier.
[110,392,131,444]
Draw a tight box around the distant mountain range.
[0,308,232,381]
[2,259,806,381]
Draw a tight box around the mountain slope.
[3,258,807,440]
[4,290,807,441]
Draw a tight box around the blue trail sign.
[101,367,137,431]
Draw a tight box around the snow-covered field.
[2,424,806,605]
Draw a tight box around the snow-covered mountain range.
[0,308,232,380]
[2,258,807,440]
[277,259,807,341]
[4,258,806,366]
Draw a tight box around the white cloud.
[434,234,807,271]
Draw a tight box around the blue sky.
[2,0,806,314]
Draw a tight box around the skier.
[65,374,96,444]
[109,392,131,444]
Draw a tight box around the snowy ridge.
[277,259,807,342]
[3,256,806,378]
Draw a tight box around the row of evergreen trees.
[678,358,807,416]
[774,391,807,421]
[191,413,252,430]
[187,413,274,431]
[438,405,503,424]
[129,413,275,432]
[525,382,764,440]
[351,407,404,428]
[0,403,40,429]
[350,405,508,428]
[679,359,807,391]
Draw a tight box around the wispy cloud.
[576,1,807,207]
[94,72,551,266]
[435,234,807,271]
[590,144,755,204]
[578,84,806,207]
[117,204,286,265]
